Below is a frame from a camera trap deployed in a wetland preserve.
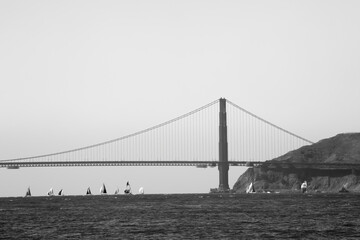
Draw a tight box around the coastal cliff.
[233,133,360,193]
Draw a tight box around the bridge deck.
[0,161,262,168]
[1,160,360,169]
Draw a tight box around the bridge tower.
[218,98,230,192]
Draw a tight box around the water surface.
[1,193,360,239]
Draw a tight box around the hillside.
[233,133,360,193]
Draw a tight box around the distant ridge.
[273,133,360,164]
[233,133,360,193]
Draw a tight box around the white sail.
[246,182,255,193]
[86,187,92,195]
[124,181,132,194]
[301,181,307,193]
[25,187,31,197]
[47,188,54,196]
[100,183,107,194]
[138,187,144,194]
[246,183,252,193]
[114,187,119,194]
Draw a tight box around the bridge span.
[1,98,315,191]
[1,160,263,169]
[3,160,360,170]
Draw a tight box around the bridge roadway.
[1,160,360,170]
[0,161,262,169]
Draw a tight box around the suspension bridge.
[0,98,314,191]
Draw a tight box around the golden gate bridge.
[0,98,313,191]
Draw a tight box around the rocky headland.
[233,133,360,193]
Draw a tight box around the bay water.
[1,193,360,239]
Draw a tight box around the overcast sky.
[1,1,359,197]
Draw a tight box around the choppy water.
[1,193,360,239]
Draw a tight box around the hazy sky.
[1,1,360,197]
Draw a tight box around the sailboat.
[301,181,307,193]
[86,187,92,195]
[25,187,31,197]
[138,187,144,195]
[124,181,132,195]
[58,189,64,196]
[47,188,55,196]
[246,182,256,193]
[100,183,107,194]
[114,187,120,194]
